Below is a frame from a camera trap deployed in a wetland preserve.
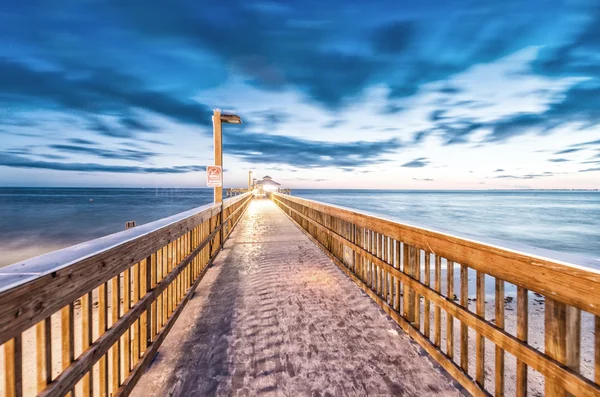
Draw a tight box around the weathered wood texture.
[0,193,252,397]
[270,192,600,397]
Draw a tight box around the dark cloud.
[555,148,582,155]
[0,153,204,174]
[250,109,290,129]
[380,104,404,115]
[371,21,414,54]
[48,144,157,161]
[494,169,505,172]
[413,131,429,144]
[119,115,158,132]
[548,158,570,163]
[322,119,345,129]
[573,139,600,148]
[401,157,429,168]
[223,131,403,170]
[69,138,96,145]
[413,178,434,181]
[438,85,462,95]
[0,59,212,137]
[579,167,600,173]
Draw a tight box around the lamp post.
[212,109,242,203]
[212,109,242,250]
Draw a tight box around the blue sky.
[1,0,599,189]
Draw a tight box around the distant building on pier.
[255,175,281,191]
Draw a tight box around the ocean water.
[0,188,215,266]
[1,188,599,268]
[293,189,600,266]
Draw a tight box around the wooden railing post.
[545,297,567,396]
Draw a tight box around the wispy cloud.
[402,157,430,168]
[493,172,554,180]
[0,153,205,174]
[224,132,403,170]
[555,148,582,155]
[48,144,157,162]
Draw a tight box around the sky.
[1,0,599,189]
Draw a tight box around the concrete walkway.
[131,199,463,397]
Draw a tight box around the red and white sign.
[206,165,222,187]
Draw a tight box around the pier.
[1,192,600,396]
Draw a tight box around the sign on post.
[206,165,222,187]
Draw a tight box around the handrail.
[0,192,252,397]
[270,192,600,397]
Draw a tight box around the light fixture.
[220,113,242,124]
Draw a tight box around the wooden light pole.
[212,109,242,249]
[212,110,223,204]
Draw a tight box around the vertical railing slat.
[460,264,469,373]
[434,255,442,347]
[516,287,528,397]
[446,260,455,360]
[545,297,567,396]
[476,271,485,387]
[495,279,505,397]
[98,282,108,397]
[111,275,121,394]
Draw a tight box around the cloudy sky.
[1,0,599,189]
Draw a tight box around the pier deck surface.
[131,198,463,397]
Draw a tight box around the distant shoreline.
[0,187,598,192]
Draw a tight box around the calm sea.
[1,188,599,268]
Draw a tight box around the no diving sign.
[206,165,222,187]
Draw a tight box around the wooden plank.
[413,247,421,329]
[98,282,108,397]
[434,255,441,347]
[132,262,140,366]
[271,193,600,317]
[111,275,121,394]
[460,264,469,373]
[495,279,505,397]
[36,321,46,392]
[395,240,401,312]
[545,298,567,396]
[476,271,485,387]
[4,335,22,397]
[123,269,131,376]
[81,292,92,396]
[565,306,581,372]
[403,243,415,322]
[596,316,600,385]
[447,260,455,360]
[424,252,431,339]
[61,304,74,397]
[147,254,153,346]
[140,257,148,355]
[516,287,528,397]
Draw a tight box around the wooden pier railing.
[271,192,600,397]
[0,192,252,397]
